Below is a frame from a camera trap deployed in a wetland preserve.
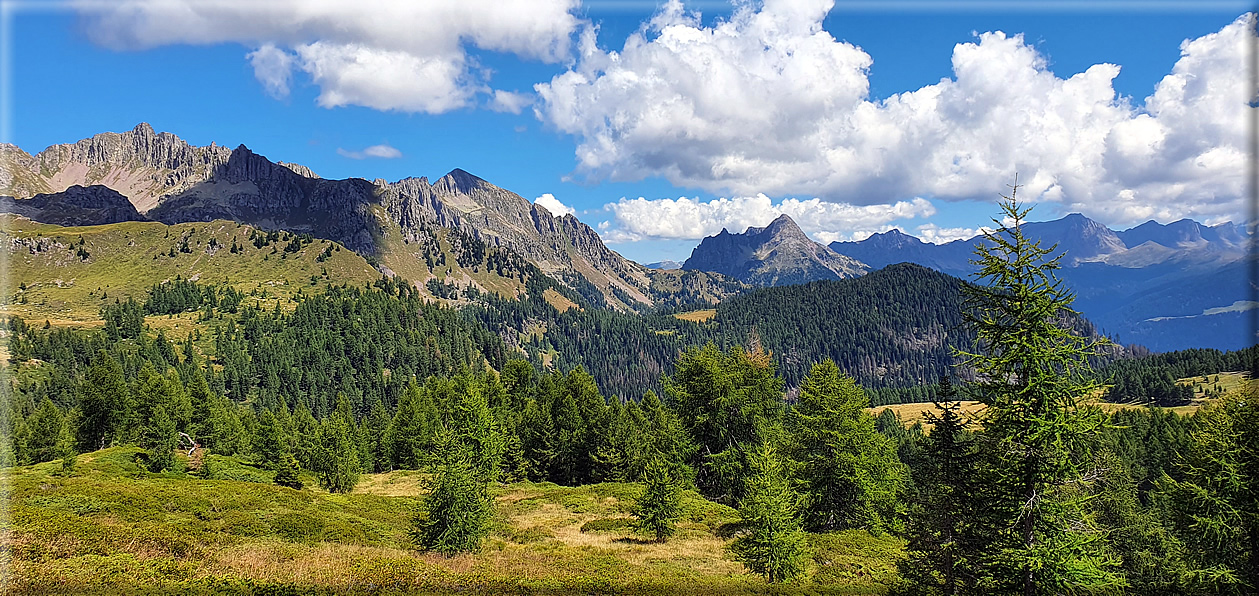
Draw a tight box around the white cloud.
[247,43,295,99]
[534,193,576,216]
[603,193,935,242]
[536,3,1257,228]
[337,144,403,160]
[490,90,532,114]
[76,0,584,114]
[915,223,993,245]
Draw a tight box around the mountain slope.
[682,214,868,286]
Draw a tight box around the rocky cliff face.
[0,185,147,227]
[683,214,869,286]
[0,124,736,309]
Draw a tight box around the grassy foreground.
[1,448,904,595]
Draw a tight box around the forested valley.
[2,198,1256,595]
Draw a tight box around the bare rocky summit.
[682,214,869,286]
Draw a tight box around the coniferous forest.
[2,195,1256,595]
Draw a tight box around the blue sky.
[3,1,1255,263]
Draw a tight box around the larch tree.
[633,453,684,542]
[957,183,1120,594]
[729,444,809,583]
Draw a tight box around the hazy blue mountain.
[646,260,683,270]
[828,213,1253,352]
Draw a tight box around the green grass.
[3,447,905,594]
[1,216,380,327]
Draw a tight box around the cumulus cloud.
[247,43,295,99]
[337,144,403,160]
[490,90,532,114]
[534,193,576,216]
[536,2,1257,227]
[602,193,935,243]
[75,0,584,114]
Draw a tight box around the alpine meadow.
[2,2,1256,595]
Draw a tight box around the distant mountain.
[647,260,683,270]
[682,214,869,286]
[0,124,739,311]
[0,185,147,227]
[828,213,1253,352]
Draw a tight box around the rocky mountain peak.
[683,216,868,286]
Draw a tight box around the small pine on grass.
[729,444,810,583]
[274,451,304,489]
[411,433,494,556]
[633,454,683,542]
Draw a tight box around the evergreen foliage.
[957,186,1120,593]
[633,454,683,542]
[412,431,494,556]
[729,444,809,583]
[311,399,361,493]
[666,342,785,505]
[1159,393,1258,593]
[786,359,906,533]
[273,450,304,490]
[899,377,990,596]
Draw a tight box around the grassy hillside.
[4,448,904,595]
[1,216,380,326]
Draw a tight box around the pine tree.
[666,343,785,505]
[412,431,493,555]
[786,358,906,533]
[313,409,361,493]
[24,397,64,464]
[957,184,1120,594]
[633,453,683,542]
[274,450,304,489]
[1159,392,1258,593]
[899,377,990,596]
[145,405,177,472]
[729,444,809,583]
[77,351,133,451]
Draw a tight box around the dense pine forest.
[2,196,1256,595]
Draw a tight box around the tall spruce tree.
[958,185,1120,594]
[899,376,990,596]
[786,358,906,533]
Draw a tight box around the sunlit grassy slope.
[870,371,1254,427]
[1,216,381,326]
[3,447,904,595]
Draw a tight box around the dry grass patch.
[542,288,579,313]
[673,309,717,323]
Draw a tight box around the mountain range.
[827,214,1252,352]
[0,123,740,310]
[2,123,1250,353]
